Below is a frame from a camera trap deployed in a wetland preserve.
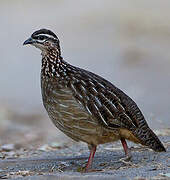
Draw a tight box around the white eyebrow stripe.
[38,34,56,39]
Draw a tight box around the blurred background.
[0,0,170,153]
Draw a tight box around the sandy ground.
[0,110,169,179]
[0,136,169,179]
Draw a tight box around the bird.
[23,29,166,172]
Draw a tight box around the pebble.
[1,144,15,151]
[50,142,64,148]
[38,144,50,151]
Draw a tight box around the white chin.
[33,43,45,51]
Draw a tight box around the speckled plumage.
[41,55,165,151]
[24,29,166,171]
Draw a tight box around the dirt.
[0,135,169,179]
[0,111,169,179]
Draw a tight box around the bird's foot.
[119,153,133,166]
[77,162,91,173]
[77,165,102,173]
[119,149,133,165]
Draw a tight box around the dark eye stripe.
[33,35,56,41]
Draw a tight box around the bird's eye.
[38,36,45,40]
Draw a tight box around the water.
[0,0,170,128]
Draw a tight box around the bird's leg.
[85,145,97,172]
[120,138,132,160]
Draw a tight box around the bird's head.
[23,29,61,54]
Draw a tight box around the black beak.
[23,37,35,45]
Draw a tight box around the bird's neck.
[41,49,67,78]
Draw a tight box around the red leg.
[85,145,96,172]
[120,138,132,164]
[120,138,129,156]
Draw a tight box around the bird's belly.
[42,86,120,145]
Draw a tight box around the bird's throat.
[41,50,67,78]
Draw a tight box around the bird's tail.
[133,127,166,152]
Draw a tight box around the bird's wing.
[68,66,148,130]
